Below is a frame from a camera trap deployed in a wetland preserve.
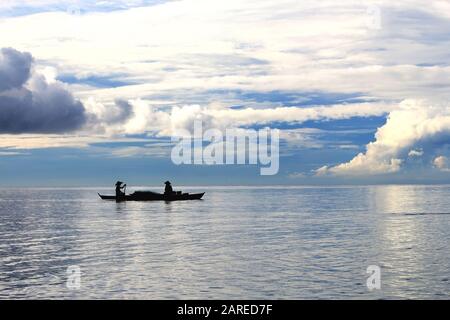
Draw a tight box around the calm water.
[0,185,449,299]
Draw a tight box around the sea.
[0,185,449,299]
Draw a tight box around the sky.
[1,0,450,186]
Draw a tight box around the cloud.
[108,145,169,158]
[3,0,450,108]
[433,155,450,172]
[0,48,32,91]
[408,149,423,157]
[288,172,306,179]
[1,0,450,181]
[110,99,134,123]
[0,134,153,150]
[87,98,134,125]
[1,2,449,117]
[318,154,403,176]
[0,149,29,156]
[0,48,87,134]
[160,101,395,137]
[0,1,170,17]
[319,99,450,176]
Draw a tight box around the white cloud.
[320,154,403,176]
[1,0,449,106]
[408,149,423,157]
[0,150,29,156]
[109,145,170,158]
[288,172,306,179]
[0,134,149,149]
[320,99,450,176]
[433,155,450,172]
[0,1,164,15]
[109,100,395,137]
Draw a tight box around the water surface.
[0,185,449,299]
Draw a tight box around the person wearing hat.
[115,181,126,198]
[164,181,174,195]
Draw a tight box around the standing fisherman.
[115,181,126,201]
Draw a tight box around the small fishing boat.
[98,190,205,202]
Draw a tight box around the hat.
[164,181,171,184]
[115,181,123,186]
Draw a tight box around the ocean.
[0,185,449,299]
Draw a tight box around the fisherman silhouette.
[164,181,175,195]
[115,181,126,199]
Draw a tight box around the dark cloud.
[0,48,87,134]
[0,48,33,91]
[96,99,134,125]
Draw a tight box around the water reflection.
[369,185,449,299]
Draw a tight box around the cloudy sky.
[1,0,450,186]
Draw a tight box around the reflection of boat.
[98,191,205,202]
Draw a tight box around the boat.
[98,190,205,202]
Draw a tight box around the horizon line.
[2,183,450,189]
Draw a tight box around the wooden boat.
[98,190,205,202]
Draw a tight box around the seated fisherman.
[164,181,175,195]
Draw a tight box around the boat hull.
[98,191,204,201]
